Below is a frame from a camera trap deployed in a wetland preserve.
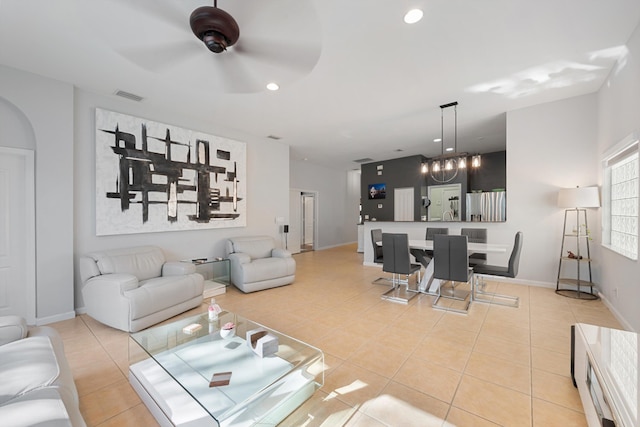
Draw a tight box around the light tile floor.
[52,243,622,426]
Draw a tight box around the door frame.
[301,191,317,251]
[0,147,36,324]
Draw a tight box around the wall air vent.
[114,90,144,102]
[353,158,374,163]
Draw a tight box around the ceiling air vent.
[114,90,144,102]
[267,135,282,140]
[353,158,374,163]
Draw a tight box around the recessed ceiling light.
[445,147,454,152]
[434,138,442,143]
[266,82,279,91]
[404,9,423,24]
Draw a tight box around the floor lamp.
[556,186,600,299]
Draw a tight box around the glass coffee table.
[128,310,324,427]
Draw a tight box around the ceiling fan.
[80,0,322,94]
[189,1,240,53]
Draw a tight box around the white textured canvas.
[95,108,246,236]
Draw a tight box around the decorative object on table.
[208,298,222,321]
[182,323,203,335]
[95,108,246,236]
[556,186,600,299]
[220,322,236,339]
[209,371,232,388]
[246,328,279,357]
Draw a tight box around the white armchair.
[226,236,296,293]
[80,246,204,332]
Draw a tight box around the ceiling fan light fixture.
[203,31,228,53]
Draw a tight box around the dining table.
[408,240,508,294]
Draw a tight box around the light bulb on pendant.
[459,157,467,169]
[433,161,440,172]
[472,155,481,168]
[421,163,428,174]
[445,159,453,170]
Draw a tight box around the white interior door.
[0,148,35,322]
[302,193,315,249]
[288,189,302,254]
[394,187,414,221]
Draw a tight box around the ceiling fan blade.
[118,40,202,73]
[233,37,321,73]
[212,54,269,94]
[105,0,189,31]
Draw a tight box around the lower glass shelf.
[556,278,598,300]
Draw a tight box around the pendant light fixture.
[421,101,480,183]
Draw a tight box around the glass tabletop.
[129,310,324,426]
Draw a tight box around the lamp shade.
[557,186,600,208]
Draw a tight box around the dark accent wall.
[360,150,507,222]
[467,151,506,191]
[360,155,426,222]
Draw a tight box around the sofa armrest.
[0,315,28,346]
[272,248,292,258]
[85,273,139,294]
[162,261,196,276]
[228,253,251,264]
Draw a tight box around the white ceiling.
[1,0,639,171]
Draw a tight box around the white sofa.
[80,246,204,332]
[226,236,296,293]
[0,316,86,427]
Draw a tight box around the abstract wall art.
[95,108,246,236]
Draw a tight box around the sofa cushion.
[126,275,204,320]
[239,257,296,284]
[230,236,275,260]
[0,336,61,406]
[0,316,28,346]
[90,246,165,281]
[0,387,73,427]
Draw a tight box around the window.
[602,133,639,260]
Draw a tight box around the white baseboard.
[36,310,77,326]
[597,293,634,332]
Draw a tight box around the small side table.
[186,258,230,298]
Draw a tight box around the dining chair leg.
[472,275,519,307]
[431,279,471,314]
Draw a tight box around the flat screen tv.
[368,183,386,199]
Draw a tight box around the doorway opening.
[301,192,316,252]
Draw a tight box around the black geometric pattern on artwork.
[102,123,242,224]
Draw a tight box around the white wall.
[73,90,291,308]
[289,160,359,249]
[596,21,640,332]
[507,94,599,285]
[0,65,75,323]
